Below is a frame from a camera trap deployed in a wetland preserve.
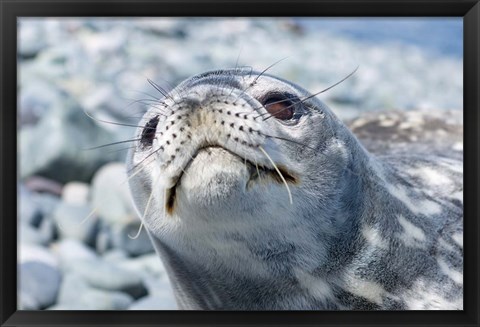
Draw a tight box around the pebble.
[19,261,62,309]
[102,249,129,262]
[91,163,137,227]
[117,253,165,278]
[18,185,42,227]
[18,20,49,58]
[24,176,63,196]
[57,273,133,310]
[19,95,122,184]
[32,193,61,225]
[62,182,90,206]
[64,258,148,299]
[19,244,59,267]
[95,223,114,254]
[37,215,58,244]
[51,202,99,246]
[19,223,49,246]
[51,239,97,270]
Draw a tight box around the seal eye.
[141,115,159,147]
[263,97,294,120]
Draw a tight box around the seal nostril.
[140,115,159,147]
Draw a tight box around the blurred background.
[17,17,463,310]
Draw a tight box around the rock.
[32,193,61,225]
[20,190,61,236]
[117,253,164,278]
[91,162,137,227]
[19,93,121,184]
[57,273,133,310]
[18,20,49,58]
[135,19,187,38]
[37,215,57,244]
[116,254,176,303]
[19,79,64,126]
[129,294,177,310]
[24,176,63,196]
[19,244,58,267]
[51,202,100,246]
[95,223,113,254]
[18,188,59,244]
[90,163,153,255]
[19,222,49,246]
[64,258,148,299]
[47,303,84,310]
[18,261,62,309]
[348,109,463,158]
[102,249,128,262]
[18,185,42,227]
[141,275,176,301]
[51,239,97,270]
[62,182,90,206]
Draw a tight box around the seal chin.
[182,146,249,191]
[167,146,297,214]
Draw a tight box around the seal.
[126,68,463,310]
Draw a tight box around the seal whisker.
[83,109,166,128]
[234,47,243,73]
[121,159,152,186]
[101,145,137,155]
[233,57,289,106]
[261,133,316,151]
[127,147,161,175]
[127,221,144,239]
[262,132,363,180]
[147,78,178,104]
[130,89,162,100]
[252,57,289,85]
[252,152,263,185]
[124,96,167,107]
[129,175,158,239]
[259,146,293,205]
[84,139,142,151]
[56,208,97,233]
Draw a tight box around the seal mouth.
[164,145,298,215]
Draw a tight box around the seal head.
[127,68,463,310]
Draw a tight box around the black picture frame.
[1,1,479,326]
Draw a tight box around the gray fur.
[126,68,463,310]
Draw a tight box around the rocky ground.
[17,18,463,310]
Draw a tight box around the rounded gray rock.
[51,202,100,246]
[18,185,42,227]
[19,261,62,309]
[91,162,137,227]
[19,222,49,246]
[19,94,121,184]
[57,273,133,310]
[51,239,97,271]
[65,258,147,299]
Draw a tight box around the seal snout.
[140,86,299,214]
